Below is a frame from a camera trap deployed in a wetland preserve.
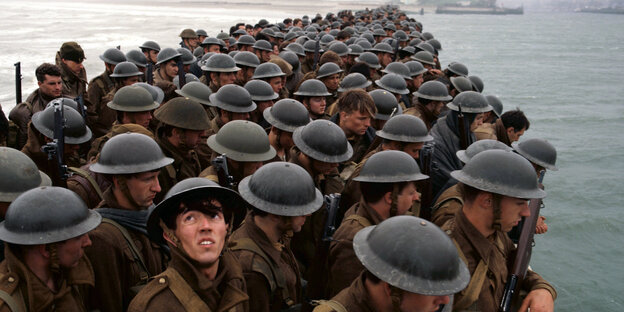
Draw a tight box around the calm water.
[1,1,623,310]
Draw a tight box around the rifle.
[14,62,22,104]
[322,193,341,242]
[146,63,154,85]
[418,141,435,220]
[212,155,235,189]
[499,170,546,312]
[176,58,186,89]
[312,38,321,72]
[74,95,87,119]
[457,103,469,150]
[393,38,400,62]
[41,101,71,183]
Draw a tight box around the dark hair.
[293,18,302,25]
[336,31,350,41]
[35,63,61,82]
[283,18,292,24]
[348,62,371,79]
[458,182,480,204]
[250,206,268,217]
[337,89,376,116]
[162,196,229,230]
[501,108,530,132]
[359,181,411,204]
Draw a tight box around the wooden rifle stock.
[499,171,546,312]
[419,142,435,220]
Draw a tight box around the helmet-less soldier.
[0,186,101,311]
[87,48,127,137]
[9,63,63,150]
[86,133,173,312]
[153,97,211,202]
[327,150,428,297]
[90,61,145,137]
[231,162,323,312]
[289,120,352,279]
[429,91,492,197]
[314,216,469,312]
[294,79,333,120]
[341,114,432,214]
[200,120,276,186]
[442,150,556,311]
[0,147,51,262]
[56,41,88,100]
[22,100,92,186]
[128,178,249,311]
[200,53,240,93]
[244,80,279,129]
[405,80,453,131]
[264,99,311,162]
[153,48,182,103]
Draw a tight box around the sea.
[0,1,623,310]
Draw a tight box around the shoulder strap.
[68,167,105,200]
[159,268,211,312]
[0,290,21,312]
[101,218,150,282]
[432,195,464,213]
[343,214,373,228]
[451,238,488,311]
[229,237,293,306]
[312,299,348,312]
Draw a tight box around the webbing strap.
[101,218,150,281]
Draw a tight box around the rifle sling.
[68,166,104,201]
[343,214,372,228]
[101,218,150,282]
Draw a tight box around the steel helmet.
[253,40,273,52]
[125,50,148,68]
[316,62,343,79]
[244,80,279,102]
[368,89,402,120]
[234,51,260,68]
[173,73,199,89]
[446,62,469,77]
[446,91,492,113]
[176,48,197,65]
[376,114,433,143]
[99,48,127,65]
[292,120,353,163]
[154,97,211,130]
[375,73,409,95]
[294,79,332,97]
[263,99,311,132]
[0,147,51,202]
[134,82,164,104]
[208,84,257,113]
[381,62,412,80]
[179,28,198,39]
[207,120,276,162]
[31,103,92,144]
[353,150,428,183]
[512,138,558,171]
[90,133,173,174]
[413,81,452,102]
[235,35,256,47]
[252,62,285,79]
[355,52,381,69]
[485,95,503,117]
[457,139,513,164]
[175,81,212,106]
[139,40,161,52]
[109,61,143,78]
[107,85,160,112]
[285,43,306,56]
[411,51,435,65]
[450,76,475,93]
[337,73,372,92]
[405,61,427,77]
[201,54,240,72]
[468,75,484,93]
[156,48,182,65]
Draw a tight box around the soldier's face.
[56,233,92,268]
[38,74,62,98]
[507,127,526,143]
[311,159,338,175]
[174,200,228,267]
[288,215,308,233]
[205,45,221,54]
[237,67,255,82]
[498,196,530,232]
[379,53,393,67]
[398,291,450,312]
[145,50,158,64]
[322,74,341,92]
[180,129,204,149]
[164,60,178,79]
[305,97,326,116]
[62,59,84,75]
[218,72,237,86]
[126,171,161,207]
[396,182,419,216]
[340,110,372,136]
[122,111,152,129]
[412,74,424,89]
[122,76,141,86]
[267,77,283,93]
[470,113,485,132]
[401,142,424,160]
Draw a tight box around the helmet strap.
[46,244,62,276]
[389,183,399,217]
[389,285,403,311]
[117,175,143,209]
[491,193,503,231]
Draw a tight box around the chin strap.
[389,183,400,217]
[491,193,503,232]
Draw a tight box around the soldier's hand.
[535,215,548,234]
[428,69,442,76]
[519,288,554,312]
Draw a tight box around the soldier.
[405,60,427,93]
[268,56,293,99]
[289,120,352,278]
[87,85,160,161]
[369,42,394,68]
[90,61,145,137]
[449,76,475,99]
[153,48,182,103]
[207,84,256,137]
[179,28,199,51]
[0,186,101,311]
[252,62,286,100]
[87,48,127,137]
[405,80,452,130]
[244,80,278,128]
[231,162,323,311]
[341,114,432,212]
[9,63,63,149]
[380,62,413,108]
[253,40,275,63]
[329,89,377,172]
[294,79,333,120]
[235,35,257,53]
[314,215,469,312]
[196,29,208,43]
[263,99,311,161]
[153,97,210,202]
[429,91,492,197]
[200,120,276,186]
[200,37,225,54]
[496,109,531,146]
[354,52,382,81]
[56,41,88,99]
[140,40,161,65]
[431,139,512,226]
[301,40,319,74]
[234,51,260,86]
[128,177,248,311]
[316,62,344,105]
[200,53,240,93]
[367,89,402,130]
[126,50,149,78]
[279,50,304,95]
[86,133,173,312]
[327,150,428,296]
[22,99,92,186]
[443,150,556,311]
[374,73,411,110]
[473,95,503,141]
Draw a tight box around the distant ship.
[575,7,624,14]
[436,0,523,15]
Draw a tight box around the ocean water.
[1,1,623,310]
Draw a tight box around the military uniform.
[0,246,94,312]
[153,68,178,103]
[87,71,116,137]
[301,60,314,75]
[67,163,110,209]
[474,122,496,141]
[441,210,556,311]
[85,189,167,312]
[155,134,202,203]
[312,272,375,312]
[8,89,54,149]
[128,247,249,312]
[56,52,88,100]
[229,214,301,312]
[329,114,376,172]
[404,101,438,131]
[195,116,222,170]
[326,200,382,297]
[431,183,464,227]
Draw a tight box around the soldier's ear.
[476,192,493,210]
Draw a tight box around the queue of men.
[0,4,558,312]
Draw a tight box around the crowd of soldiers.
[0,4,560,312]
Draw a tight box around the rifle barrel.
[14,62,22,104]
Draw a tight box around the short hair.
[283,18,292,25]
[501,108,530,132]
[336,31,350,41]
[293,18,302,25]
[319,51,344,69]
[459,182,480,204]
[348,62,371,79]
[337,89,376,117]
[35,63,61,82]
[360,181,412,204]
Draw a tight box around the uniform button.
[158,278,166,284]
[445,230,452,235]
[7,277,14,283]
